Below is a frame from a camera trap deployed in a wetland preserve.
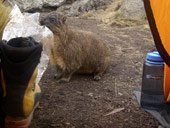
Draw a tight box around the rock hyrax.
[40,12,111,83]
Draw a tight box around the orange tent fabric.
[144,0,170,102]
[165,65,170,102]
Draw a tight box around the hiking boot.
[0,37,43,128]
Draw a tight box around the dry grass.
[144,24,150,31]
[86,0,148,27]
[94,0,123,23]
[110,16,147,27]
[80,11,94,19]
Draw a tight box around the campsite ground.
[31,17,159,128]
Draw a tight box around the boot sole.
[5,102,39,128]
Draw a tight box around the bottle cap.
[146,51,164,64]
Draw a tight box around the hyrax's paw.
[94,75,101,81]
[54,74,62,80]
[58,79,70,83]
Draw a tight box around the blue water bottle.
[141,51,165,110]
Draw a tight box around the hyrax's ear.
[62,16,67,23]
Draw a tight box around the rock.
[120,0,145,18]
[66,0,77,4]
[8,0,145,20]
[158,125,164,128]
[59,0,113,16]
[8,0,44,12]
[8,0,66,12]
[43,0,66,7]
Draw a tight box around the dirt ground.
[31,17,159,128]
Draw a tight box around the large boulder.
[59,0,114,16]
[120,0,145,18]
[43,0,66,7]
[8,0,44,11]
[8,0,66,12]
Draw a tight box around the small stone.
[158,125,164,128]
[88,93,93,97]
[65,122,70,125]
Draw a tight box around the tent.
[134,1,170,127]
[144,0,170,102]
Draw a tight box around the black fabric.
[0,68,5,126]
[2,37,39,63]
[134,90,170,128]
[7,37,37,48]
[143,0,170,67]
[0,37,43,117]
[0,49,5,126]
[34,92,41,107]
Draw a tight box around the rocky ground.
[30,16,160,128]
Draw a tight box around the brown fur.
[40,12,111,83]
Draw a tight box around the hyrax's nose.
[40,19,45,25]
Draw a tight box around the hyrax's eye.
[50,18,56,23]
